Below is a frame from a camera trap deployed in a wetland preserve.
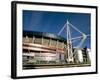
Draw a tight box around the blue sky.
[23,10,91,48]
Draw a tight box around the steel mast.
[58,20,90,63]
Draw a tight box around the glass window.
[50,39,57,47]
[23,36,29,43]
[34,37,42,44]
[58,41,63,49]
[43,38,49,46]
[23,36,33,43]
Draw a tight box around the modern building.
[23,31,91,68]
[23,31,67,65]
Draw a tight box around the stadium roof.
[23,31,67,42]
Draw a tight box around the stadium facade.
[23,31,91,69]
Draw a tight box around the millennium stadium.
[23,21,91,69]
